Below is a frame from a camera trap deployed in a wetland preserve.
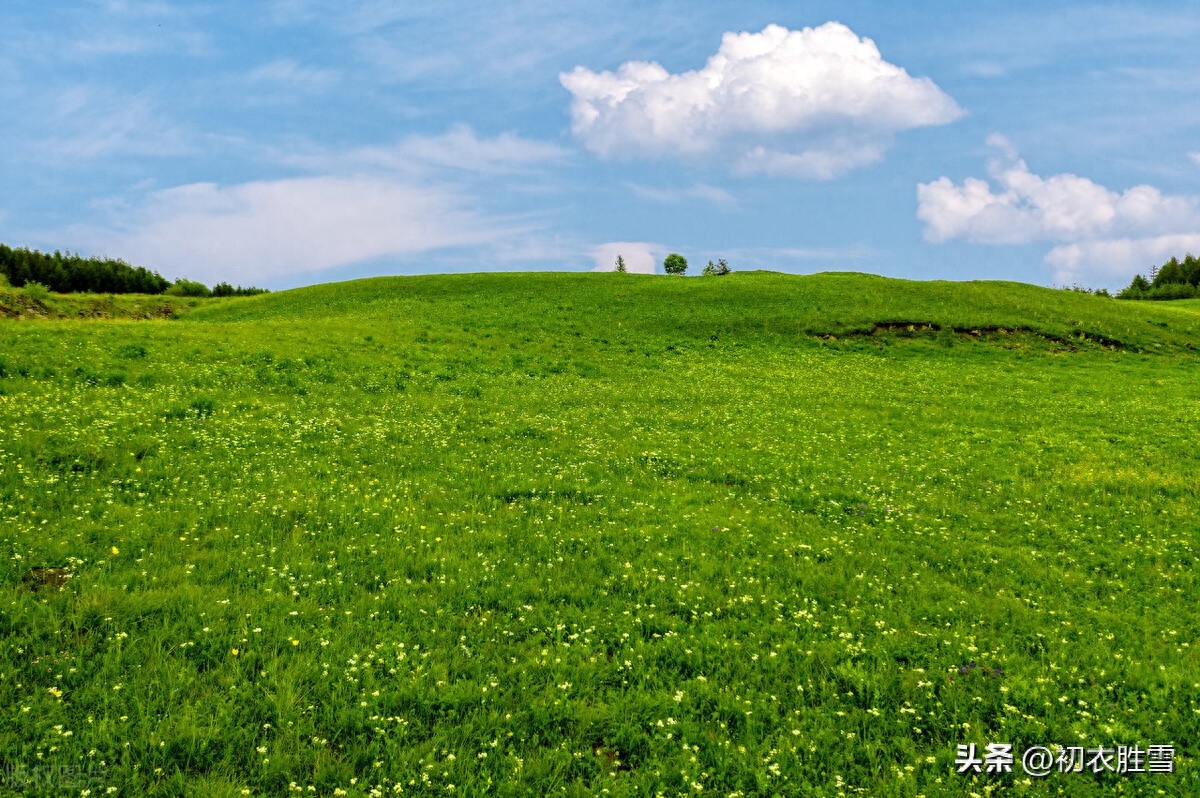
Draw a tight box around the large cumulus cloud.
[560,22,961,178]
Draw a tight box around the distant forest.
[1118,254,1200,300]
[0,243,266,297]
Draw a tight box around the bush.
[1146,283,1197,300]
[24,281,50,302]
[165,279,212,297]
[663,253,688,276]
[703,259,732,277]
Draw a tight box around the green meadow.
[1,271,1197,796]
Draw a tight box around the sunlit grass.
[1,272,1197,796]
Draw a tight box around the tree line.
[0,243,266,297]
[1118,254,1200,300]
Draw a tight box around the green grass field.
[1,272,1197,796]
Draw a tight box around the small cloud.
[1189,151,1200,167]
[592,241,661,274]
[561,22,961,178]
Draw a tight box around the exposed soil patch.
[813,320,1126,351]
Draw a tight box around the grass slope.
[1,272,1197,797]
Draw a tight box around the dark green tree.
[0,243,170,294]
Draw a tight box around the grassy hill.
[1,272,1197,796]
[188,270,1198,350]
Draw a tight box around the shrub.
[165,279,212,297]
[663,253,688,276]
[1117,274,1151,299]
[615,255,627,273]
[703,259,732,277]
[24,281,50,302]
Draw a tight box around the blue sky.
[3,1,1199,290]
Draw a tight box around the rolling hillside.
[1,272,1196,796]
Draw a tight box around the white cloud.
[1045,235,1200,285]
[392,125,568,173]
[625,182,735,206]
[70,176,523,285]
[561,22,961,178]
[49,126,568,284]
[1190,151,1200,167]
[276,125,567,176]
[917,135,1200,285]
[592,242,661,274]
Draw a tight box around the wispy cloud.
[624,182,735,207]
[69,176,533,285]
[274,125,568,176]
[38,2,213,61]
[391,126,568,173]
[36,87,194,160]
[243,59,338,94]
[267,0,627,88]
[721,245,878,268]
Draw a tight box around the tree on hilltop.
[702,258,731,276]
[663,253,688,276]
